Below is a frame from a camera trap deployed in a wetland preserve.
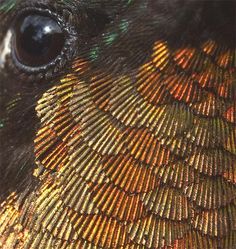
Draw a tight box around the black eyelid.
[12,7,73,36]
[8,6,78,78]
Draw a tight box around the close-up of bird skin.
[0,0,235,248]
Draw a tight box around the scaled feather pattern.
[0,0,235,248]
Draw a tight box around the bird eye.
[13,13,65,67]
[2,6,110,81]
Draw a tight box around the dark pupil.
[14,14,65,67]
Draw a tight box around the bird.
[0,0,235,248]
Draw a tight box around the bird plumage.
[0,0,235,248]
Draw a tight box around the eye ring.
[7,7,77,80]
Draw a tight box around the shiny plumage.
[0,0,235,248]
